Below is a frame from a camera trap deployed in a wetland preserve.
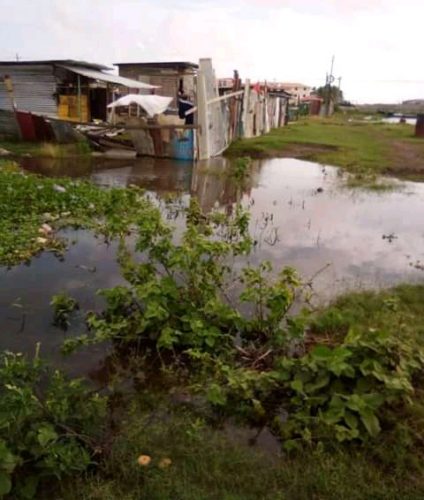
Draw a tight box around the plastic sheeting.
[107,94,173,117]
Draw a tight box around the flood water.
[3,154,424,375]
[382,117,417,126]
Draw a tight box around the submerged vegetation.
[226,115,424,183]
[0,160,157,266]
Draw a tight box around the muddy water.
[4,155,424,374]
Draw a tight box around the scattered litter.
[53,184,66,193]
[36,237,48,244]
[38,223,53,235]
[0,148,11,156]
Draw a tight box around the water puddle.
[3,155,423,374]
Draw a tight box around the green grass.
[61,400,424,500]
[57,284,424,500]
[0,139,91,157]
[226,116,424,183]
[311,283,424,342]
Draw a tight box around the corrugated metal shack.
[114,61,199,160]
[0,60,155,140]
[115,61,198,108]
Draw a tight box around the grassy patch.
[226,116,424,182]
[62,400,424,500]
[311,283,424,344]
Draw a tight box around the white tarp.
[107,94,173,117]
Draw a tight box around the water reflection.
[18,154,424,296]
[4,155,424,373]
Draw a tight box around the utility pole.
[325,55,335,117]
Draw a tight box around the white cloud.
[0,0,423,102]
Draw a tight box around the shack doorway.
[90,88,107,121]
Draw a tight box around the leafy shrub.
[62,199,303,357]
[197,325,424,448]
[0,348,106,498]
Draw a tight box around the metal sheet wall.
[0,109,20,139]
[0,64,58,115]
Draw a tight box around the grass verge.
[226,116,424,183]
[62,399,424,500]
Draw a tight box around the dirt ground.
[389,140,424,177]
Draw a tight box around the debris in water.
[382,233,398,243]
[38,223,53,235]
[76,265,97,273]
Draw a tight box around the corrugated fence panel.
[0,65,58,116]
[0,109,20,139]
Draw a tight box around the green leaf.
[304,373,330,393]
[360,410,381,437]
[310,345,333,360]
[344,411,359,430]
[0,441,17,474]
[37,425,58,447]
[17,475,39,499]
[290,379,303,393]
[158,327,179,350]
[0,472,11,496]
[207,384,227,406]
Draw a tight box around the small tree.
[313,85,344,104]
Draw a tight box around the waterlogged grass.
[0,160,158,266]
[226,116,424,183]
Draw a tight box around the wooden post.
[242,79,250,138]
[415,114,424,138]
[197,65,209,160]
[3,75,17,112]
[77,74,82,121]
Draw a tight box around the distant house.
[300,95,323,115]
[277,83,312,104]
[0,59,155,123]
[114,61,199,109]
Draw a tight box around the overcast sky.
[1,0,423,103]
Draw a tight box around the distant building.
[402,99,424,106]
[218,81,312,104]
[300,95,323,115]
[277,83,312,104]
